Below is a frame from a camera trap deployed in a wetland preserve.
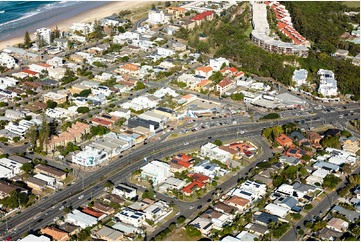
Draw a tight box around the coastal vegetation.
[176,2,360,100]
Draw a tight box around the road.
[280,166,360,241]
[1,104,359,240]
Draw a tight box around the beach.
[0,1,150,50]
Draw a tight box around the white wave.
[0,1,80,28]
[0,10,5,14]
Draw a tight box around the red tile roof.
[182,181,205,194]
[191,10,214,21]
[217,78,233,88]
[188,173,210,183]
[21,69,38,75]
[91,117,112,126]
[196,66,213,73]
[82,207,104,218]
[37,63,52,68]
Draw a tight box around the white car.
[78,195,84,200]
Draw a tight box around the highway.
[0,103,359,240]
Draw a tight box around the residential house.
[43,92,67,104]
[192,160,225,179]
[195,66,213,78]
[253,212,279,226]
[93,203,115,215]
[29,63,53,73]
[290,131,309,146]
[318,228,342,241]
[326,218,349,233]
[189,217,213,235]
[158,177,186,192]
[182,181,205,196]
[157,47,175,57]
[0,52,17,69]
[306,131,322,148]
[65,209,98,229]
[264,203,289,218]
[72,146,108,167]
[209,57,229,71]
[20,234,51,241]
[115,208,145,227]
[200,209,232,229]
[228,180,267,201]
[244,223,269,237]
[317,69,338,97]
[34,165,67,181]
[279,156,301,166]
[112,184,137,200]
[225,196,251,212]
[40,227,70,241]
[48,67,66,80]
[143,201,170,222]
[236,231,258,241]
[191,10,215,26]
[140,160,171,185]
[201,143,232,165]
[26,177,47,191]
[342,137,360,154]
[216,78,236,95]
[115,63,140,77]
[275,134,293,148]
[148,9,167,24]
[213,202,235,216]
[82,207,106,220]
[94,227,124,241]
[46,121,90,152]
[292,69,308,87]
[5,110,25,120]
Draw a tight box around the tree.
[77,107,90,114]
[13,136,20,143]
[338,187,349,197]
[209,71,223,84]
[133,81,145,91]
[46,100,57,109]
[38,114,50,151]
[78,89,91,97]
[323,174,341,189]
[164,1,171,7]
[304,204,313,210]
[261,113,280,120]
[103,180,114,188]
[24,31,31,49]
[114,117,126,127]
[320,135,340,148]
[177,216,186,224]
[230,93,244,101]
[213,140,222,146]
[21,163,34,173]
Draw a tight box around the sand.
[0,1,151,50]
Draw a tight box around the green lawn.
[342,1,360,8]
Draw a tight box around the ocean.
[0,1,108,42]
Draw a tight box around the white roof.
[264,203,289,218]
[20,234,51,241]
[0,165,12,177]
[236,231,258,241]
[66,209,98,227]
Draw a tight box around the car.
[207,198,212,202]
[208,137,212,139]
[189,205,194,209]
[78,195,84,200]
[176,212,181,216]
[240,131,245,134]
[197,205,202,209]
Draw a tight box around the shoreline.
[0,1,150,51]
